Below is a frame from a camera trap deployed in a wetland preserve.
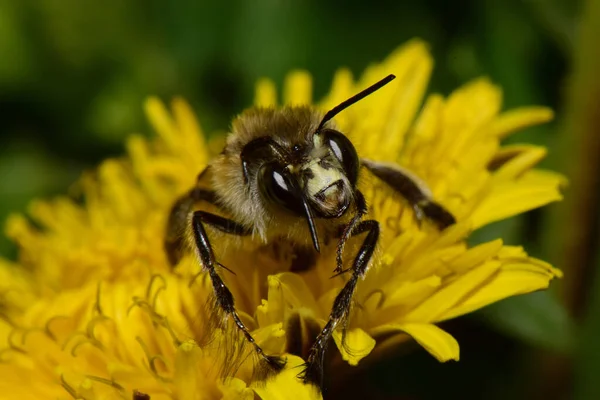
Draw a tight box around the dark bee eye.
[258,163,304,214]
[323,129,359,185]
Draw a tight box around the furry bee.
[164,75,455,388]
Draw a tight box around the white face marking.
[305,163,344,197]
[313,134,323,148]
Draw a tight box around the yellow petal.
[269,273,322,313]
[440,261,561,320]
[253,355,323,400]
[428,79,501,170]
[144,97,179,150]
[445,78,502,126]
[384,275,442,309]
[401,94,444,164]
[320,68,354,112]
[449,239,503,273]
[360,40,432,160]
[375,323,459,362]
[255,78,278,107]
[284,71,312,105]
[497,245,528,258]
[171,97,209,166]
[489,106,554,138]
[379,49,432,160]
[405,260,501,321]
[471,169,564,229]
[0,259,35,313]
[256,299,277,328]
[332,328,376,366]
[491,145,547,182]
[252,323,287,355]
[174,340,204,399]
[219,378,254,400]
[430,221,473,249]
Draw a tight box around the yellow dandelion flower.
[0,39,563,398]
[1,227,314,399]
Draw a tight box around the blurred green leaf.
[86,75,145,144]
[0,0,35,86]
[567,0,600,398]
[479,291,574,354]
[575,255,600,400]
[525,0,577,55]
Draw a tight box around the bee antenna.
[315,74,396,133]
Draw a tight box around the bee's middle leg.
[191,210,287,378]
[300,219,379,388]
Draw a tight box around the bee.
[164,75,455,388]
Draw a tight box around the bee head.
[253,74,397,251]
[300,128,359,218]
[258,128,358,220]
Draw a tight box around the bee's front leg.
[189,209,288,379]
[300,218,380,388]
[333,190,367,276]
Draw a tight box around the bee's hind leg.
[361,158,456,229]
[191,210,287,379]
[300,218,380,389]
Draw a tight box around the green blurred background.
[1,0,599,399]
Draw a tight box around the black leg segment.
[361,158,456,229]
[191,210,286,379]
[133,390,150,400]
[300,219,380,388]
[334,190,368,276]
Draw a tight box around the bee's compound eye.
[323,129,359,185]
[259,163,304,215]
